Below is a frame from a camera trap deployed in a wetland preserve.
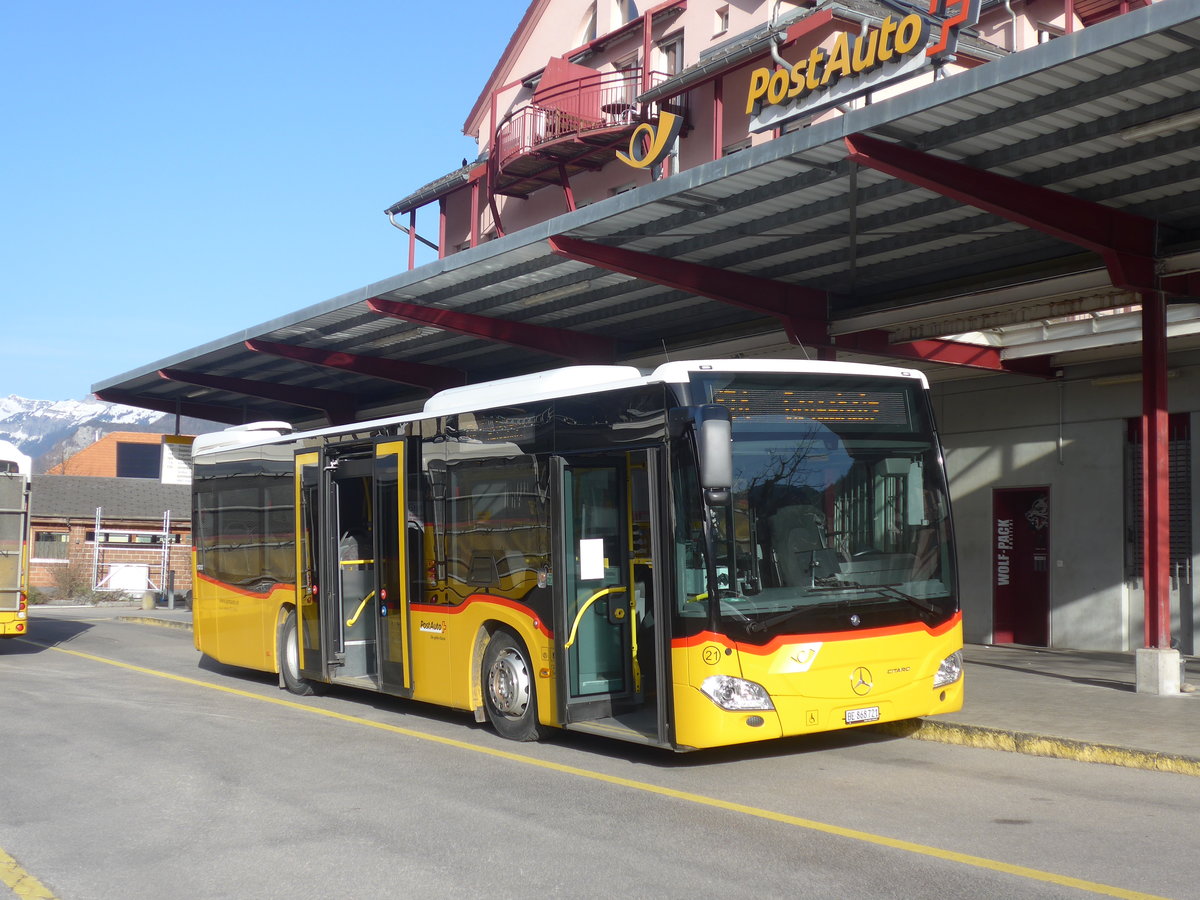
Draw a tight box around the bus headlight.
[700,675,775,711]
[933,651,963,688]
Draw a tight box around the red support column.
[470,179,480,249]
[438,198,447,260]
[642,4,653,108]
[558,164,577,212]
[1141,290,1171,649]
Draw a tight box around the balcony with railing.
[490,69,685,198]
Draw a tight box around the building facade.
[389,0,1142,256]
[30,434,195,599]
[29,476,192,599]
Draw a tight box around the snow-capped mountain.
[0,395,188,472]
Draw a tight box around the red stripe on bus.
[409,593,554,638]
[672,611,961,654]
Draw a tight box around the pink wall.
[437,0,1115,249]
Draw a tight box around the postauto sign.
[746,2,978,133]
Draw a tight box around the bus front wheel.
[481,631,547,742]
[279,609,324,696]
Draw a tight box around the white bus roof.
[192,359,929,458]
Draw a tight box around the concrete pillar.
[1135,647,1181,694]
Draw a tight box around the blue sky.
[1,1,519,401]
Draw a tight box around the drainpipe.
[769,0,789,68]
[387,212,439,253]
[770,1,871,114]
[1003,0,1018,51]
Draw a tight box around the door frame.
[553,453,635,724]
[374,438,414,695]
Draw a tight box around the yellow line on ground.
[47,643,1167,900]
[0,846,58,899]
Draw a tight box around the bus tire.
[481,630,547,742]
[279,609,324,696]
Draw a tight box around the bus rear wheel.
[279,609,325,696]
[482,631,547,742]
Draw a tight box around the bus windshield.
[687,372,957,641]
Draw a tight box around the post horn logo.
[616,111,683,173]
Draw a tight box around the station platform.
[875,643,1200,776]
[53,604,1200,775]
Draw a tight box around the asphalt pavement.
[40,602,1200,776]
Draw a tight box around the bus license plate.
[845,706,880,724]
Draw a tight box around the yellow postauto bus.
[191,359,962,750]
[0,441,32,639]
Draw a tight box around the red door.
[992,487,1051,646]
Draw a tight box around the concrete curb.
[873,718,1200,777]
[115,616,192,632]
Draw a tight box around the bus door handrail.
[564,586,627,649]
[345,590,376,627]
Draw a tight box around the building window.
[657,35,682,76]
[1124,415,1192,577]
[86,531,180,545]
[714,5,730,35]
[620,0,639,24]
[579,2,597,44]
[33,531,69,561]
[722,137,751,155]
[116,441,161,479]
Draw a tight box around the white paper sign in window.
[579,538,605,581]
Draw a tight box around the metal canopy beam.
[92,388,245,426]
[365,296,617,364]
[244,338,465,392]
[548,234,828,344]
[157,369,358,425]
[843,133,1159,292]
[1161,271,1200,299]
[833,331,1053,376]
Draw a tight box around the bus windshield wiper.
[869,584,942,615]
[744,596,849,633]
[744,583,943,633]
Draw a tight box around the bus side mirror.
[697,404,732,507]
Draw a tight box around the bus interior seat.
[769,505,839,585]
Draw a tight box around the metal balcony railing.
[494,70,679,172]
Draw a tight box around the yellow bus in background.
[0,441,32,639]
[191,360,963,750]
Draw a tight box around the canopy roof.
[94,0,1200,428]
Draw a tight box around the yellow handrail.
[345,591,376,628]
[563,586,627,649]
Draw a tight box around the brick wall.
[29,517,193,597]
